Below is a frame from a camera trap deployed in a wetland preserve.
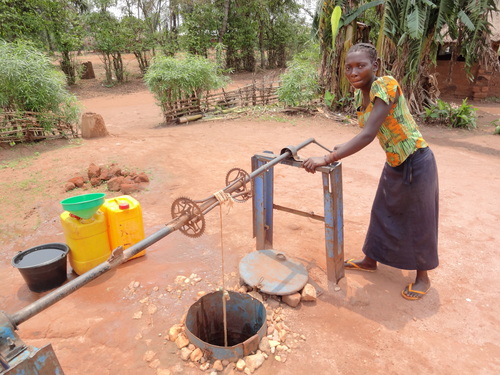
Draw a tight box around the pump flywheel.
[171,197,206,238]
[225,168,252,202]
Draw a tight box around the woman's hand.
[303,156,326,174]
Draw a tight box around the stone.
[98,168,110,181]
[301,284,317,302]
[109,164,122,177]
[175,275,186,284]
[80,112,109,139]
[258,336,271,353]
[180,347,193,361]
[221,364,236,375]
[282,293,301,308]
[271,330,280,342]
[171,364,184,373]
[156,369,172,375]
[266,325,274,336]
[245,353,265,372]
[268,340,280,348]
[143,350,156,362]
[213,360,224,371]
[90,177,101,187]
[106,176,124,191]
[68,176,85,188]
[64,182,76,192]
[149,359,161,368]
[190,348,203,362]
[175,333,190,348]
[121,183,140,195]
[200,363,210,371]
[248,291,263,301]
[122,176,136,185]
[87,163,101,179]
[278,329,287,343]
[236,358,246,371]
[134,172,149,183]
[148,304,157,315]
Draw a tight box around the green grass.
[0,152,40,169]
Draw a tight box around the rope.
[214,189,234,347]
[214,190,235,214]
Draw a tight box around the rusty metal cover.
[239,250,308,295]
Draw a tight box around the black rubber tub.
[12,243,69,293]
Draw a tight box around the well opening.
[185,290,267,360]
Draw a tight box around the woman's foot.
[401,271,431,300]
[344,257,377,272]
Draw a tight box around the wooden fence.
[0,112,78,144]
[162,81,280,124]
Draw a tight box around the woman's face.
[344,51,378,90]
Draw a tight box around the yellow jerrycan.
[60,210,111,275]
[100,195,146,260]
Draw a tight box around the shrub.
[422,98,477,129]
[0,41,80,124]
[277,46,321,107]
[144,54,229,107]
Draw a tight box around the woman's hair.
[348,43,378,63]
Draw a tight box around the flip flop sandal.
[401,283,431,300]
[344,258,376,272]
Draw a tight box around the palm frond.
[406,6,425,39]
[342,0,384,26]
[457,10,475,31]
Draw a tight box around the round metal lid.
[239,249,308,296]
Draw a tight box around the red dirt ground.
[1,53,499,375]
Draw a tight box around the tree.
[0,0,48,46]
[179,0,220,57]
[0,1,87,85]
[86,10,127,84]
[121,15,156,74]
[48,1,87,85]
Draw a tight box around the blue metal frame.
[251,153,344,283]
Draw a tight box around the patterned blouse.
[355,76,428,167]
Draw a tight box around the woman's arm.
[303,97,394,173]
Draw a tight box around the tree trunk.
[259,18,265,69]
[60,50,76,85]
[219,0,230,42]
[102,53,113,84]
[112,52,124,82]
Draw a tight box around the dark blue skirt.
[362,147,439,270]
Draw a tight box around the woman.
[303,43,439,300]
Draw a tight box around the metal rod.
[272,204,325,222]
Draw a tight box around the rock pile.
[65,162,149,194]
